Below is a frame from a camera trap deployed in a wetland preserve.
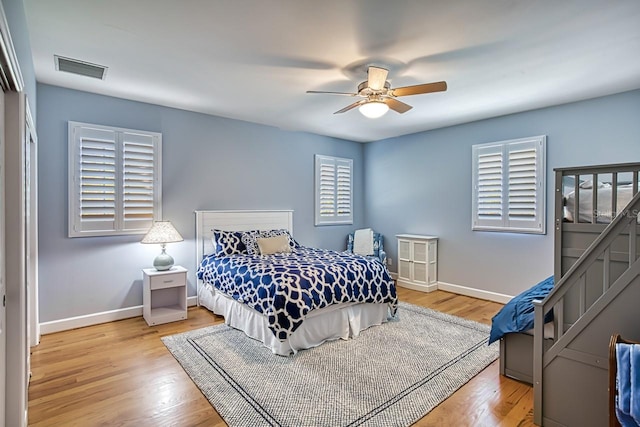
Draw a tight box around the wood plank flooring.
[28,288,534,426]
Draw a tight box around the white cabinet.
[396,234,438,292]
[143,266,188,326]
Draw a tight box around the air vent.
[54,55,108,80]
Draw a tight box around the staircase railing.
[532,190,640,425]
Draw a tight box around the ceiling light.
[359,101,389,119]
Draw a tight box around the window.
[68,121,162,237]
[472,135,546,234]
[315,154,353,226]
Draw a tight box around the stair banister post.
[533,299,544,426]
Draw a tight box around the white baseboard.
[40,296,199,335]
[391,271,513,304]
[436,281,513,304]
[40,279,512,335]
[396,279,438,293]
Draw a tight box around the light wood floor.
[28,288,535,426]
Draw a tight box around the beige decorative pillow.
[256,235,292,255]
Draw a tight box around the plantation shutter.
[507,141,538,227]
[73,126,118,233]
[318,159,336,218]
[315,154,353,225]
[122,132,157,231]
[473,145,504,228]
[472,136,546,234]
[336,160,352,218]
[69,122,162,237]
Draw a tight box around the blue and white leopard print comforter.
[197,246,397,341]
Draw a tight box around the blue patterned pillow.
[242,229,298,255]
[212,230,247,257]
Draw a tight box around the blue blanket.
[488,276,554,344]
[616,343,640,426]
[198,246,398,341]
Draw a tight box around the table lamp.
[141,221,184,271]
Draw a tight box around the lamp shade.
[359,101,389,119]
[141,221,183,244]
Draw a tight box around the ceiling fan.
[307,66,447,118]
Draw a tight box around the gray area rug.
[162,302,498,427]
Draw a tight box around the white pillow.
[353,228,374,256]
[257,235,292,255]
[242,229,297,255]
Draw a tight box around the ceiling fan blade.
[383,98,413,114]
[306,90,358,96]
[368,66,389,91]
[391,81,447,97]
[334,100,367,114]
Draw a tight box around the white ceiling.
[24,0,640,142]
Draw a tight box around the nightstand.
[142,265,188,326]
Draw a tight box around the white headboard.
[194,210,293,302]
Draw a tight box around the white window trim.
[315,154,353,226]
[472,135,546,234]
[68,121,162,237]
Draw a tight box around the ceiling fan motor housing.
[357,80,391,97]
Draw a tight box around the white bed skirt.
[198,284,391,356]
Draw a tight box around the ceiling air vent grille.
[55,55,108,80]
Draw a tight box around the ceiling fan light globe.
[359,101,389,119]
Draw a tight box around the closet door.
[4,91,29,427]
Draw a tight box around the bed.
[195,210,398,356]
[497,162,640,384]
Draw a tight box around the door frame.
[0,76,5,427]
[0,2,27,426]
[25,101,37,347]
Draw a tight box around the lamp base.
[154,247,174,271]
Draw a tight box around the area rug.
[162,302,498,427]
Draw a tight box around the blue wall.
[36,84,640,322]
[37,84,365,322]
[37,85,640,322]
[364,89,640,297]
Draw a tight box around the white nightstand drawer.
[149,273,186,290]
